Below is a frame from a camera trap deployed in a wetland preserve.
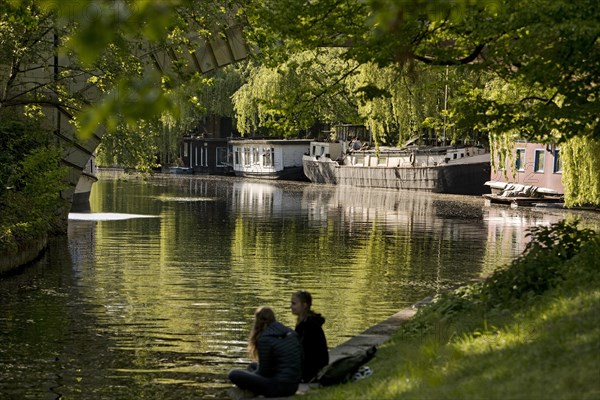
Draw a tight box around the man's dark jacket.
[295,313,329,382]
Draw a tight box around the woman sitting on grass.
[228,306,301,398]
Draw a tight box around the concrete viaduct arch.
[43,25,249,220]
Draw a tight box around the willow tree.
[352,63,486,147]
[231,46,456,143]
[562,138,600,207]
[232,48,485,147]
[232,49,361,137]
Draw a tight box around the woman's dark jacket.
[295,313,329,382]
[256,321,302,383]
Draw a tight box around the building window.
[183,142,189,157]
[234,148,240,166]
[554,148,562,173]
[244,147,251,165]
[534,149,544,173]
[263,147,274,167]
[515,148,526,171]
[253,147,260,164]
[216,147,228,166]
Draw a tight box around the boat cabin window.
[352,154,366,166]
[312,145,325,157]
[243,147,251,165]
[515,148,526,171]
[553,149,562,173]
[202,146,208,167]
[534,149,545,173]
[263,147,274,167]
[217,147,228,167]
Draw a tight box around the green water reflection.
[0,173,569,399]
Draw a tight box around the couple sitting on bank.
[228,290,329,398]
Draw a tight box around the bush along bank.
[0,115,68,273]
[306,219,600,400]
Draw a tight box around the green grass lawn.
[306,221,600,400]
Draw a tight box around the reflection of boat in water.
[302,141,491,195]
[230,181,304,216]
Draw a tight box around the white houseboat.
[303,140,491,195]
[229,138,311,180]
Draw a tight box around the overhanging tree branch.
[412,43,486,66]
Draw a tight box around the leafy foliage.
[95,64,244,170]
[0,0,244,172]
[357,63,486,146]
[3,1,600,205]
[0,118,45,197]
[232,50,361,136]
[561,137,600,207]
[96,119,161,173]
[247,0,600,142]
[47,0,243,140]
[232,49,486,145]
[480,220,598,306]
[243,0,600,205]
[0,115,67,253]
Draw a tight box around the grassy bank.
[307,220,600,400]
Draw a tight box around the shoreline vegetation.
[303,219,600,400]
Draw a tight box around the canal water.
[0,174,566,399]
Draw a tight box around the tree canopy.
[244,0,599,143]
[232,49,486,147]
[4,0,598,143]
